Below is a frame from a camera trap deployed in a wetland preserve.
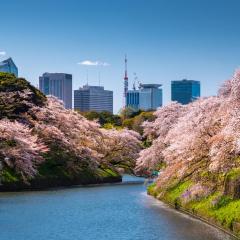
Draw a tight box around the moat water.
[0,175,235,240]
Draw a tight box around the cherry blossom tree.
[0,74,143,185]
[136,69,240,190]
[30,96,141,174]
[135,102,186,174]
[100,128,142,168]
[0,119,48,181]
[142,102,186,140]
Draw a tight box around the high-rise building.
[126,89,139,110]
[0,58,18,77]
[39,73,72,109]
[127,83,162,111]
[171,79,200,105]
[74,85,113,113]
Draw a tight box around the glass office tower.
[171,79,200,105]
[39,73,72,109]
[127,84,162,111]
[0,58,18,77]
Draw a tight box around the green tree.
[80,111,122,127]
[0,72,46,120]
[119,107,142,120]
[122,111,155,134]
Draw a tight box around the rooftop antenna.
[86,69,89,85]
[133,72,141,89]
[133,73,138,90]
[98,71,101,86]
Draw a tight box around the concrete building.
[171,79,200,105]
[126,83,162,111]
[0,58,18,77]
[39,73,72,109]
[74,85,113,113]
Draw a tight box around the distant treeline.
[79,107,156,135]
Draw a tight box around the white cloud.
[78,60,110,66]
[0,51,6,56]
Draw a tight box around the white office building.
[74,85,113,113]
[127,84,162,111]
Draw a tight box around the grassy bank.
[148,182,240,239]
[0,166,122,191]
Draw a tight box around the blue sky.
[0,0,240,112]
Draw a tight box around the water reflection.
[0,176,235,240]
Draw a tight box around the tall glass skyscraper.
[0,58,18,77]
[127,84,162,111]
[171,79,200,105]
[39,73,72,109]
[74,85,113,113]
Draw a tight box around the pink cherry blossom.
[136,69,240,189]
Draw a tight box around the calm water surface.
[0,175,235,240]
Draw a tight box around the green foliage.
[164,180,192,205]
[81,111,122,127]
[122,111,155,134]
[96,168,120,178]
[39,143,87,178]
[226,168,240,181]
[0,139,17,148]
[148,181,192,205]
[0,72,46,120]
[102,123,114,129]
[119,107,141,120]
[185,192,240,229]
[1,168,19,183]
[122,118,134,129]
[38,157,71,178]
[142,138,152,148]
[155,162,166,171]
[0,72,46,105]
[186,193,218,216]
[80,108,155,135]
[212,195,232,210]
[148,170,240,233]
[38,149,104,185]
[38,142,121,183]
[212,199,240,229]
[198,170,225,188]
[79,108,155,136]
[147,183,159,197]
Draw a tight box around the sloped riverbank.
[148,182,240,239]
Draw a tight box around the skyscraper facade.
[74,85,113,113]
[39,73,72,109]
[171,79,200,105]
[0,58,18,77]
[127,84,162,111]
[126,89,139,110]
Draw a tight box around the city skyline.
[1,0,240,112]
